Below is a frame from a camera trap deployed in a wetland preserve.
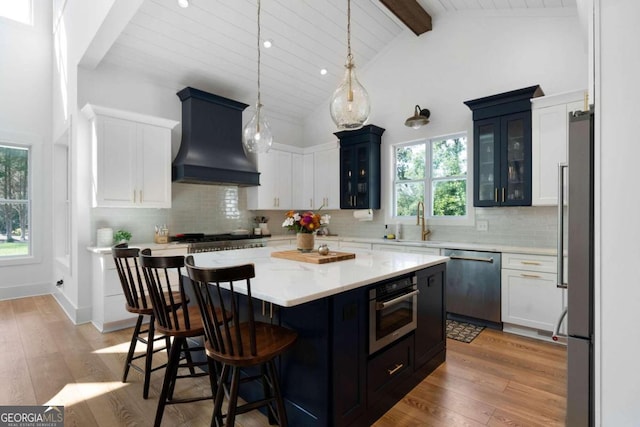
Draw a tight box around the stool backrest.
[139,249,191,331]
[113,244,151,311]
[185,256,258,359]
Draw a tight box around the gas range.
[171,233,266,253]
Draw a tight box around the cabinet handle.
[449,255,494,263]
[310,198,313,208]
[270,302,273,319]
[502,188,505,202]
[140,190,142,203]
[521,261,541,266]
[494,188,498,202]
[387,363,404,376]
[133,190,136,203]
[262,300,265,316]
[521,273,542,279]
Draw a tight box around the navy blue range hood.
[172,87,260,186]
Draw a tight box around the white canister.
[96,228,113,247]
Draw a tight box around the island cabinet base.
[279,263,447,427]
[187,262,447,427]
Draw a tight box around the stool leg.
[267,360,288,427]
[154,336,183,427]
[142,316,156,399]
[182,339,197,376]
[225,366,241,427]
[211,364,229,427]
[123,315,144,383]
[261,364,277,424]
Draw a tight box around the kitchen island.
[187,246,448,427]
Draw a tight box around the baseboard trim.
[52,292,92,325]
[0,282,55,301]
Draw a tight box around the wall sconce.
[404,105,430,129]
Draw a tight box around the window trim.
[388,132,475,227]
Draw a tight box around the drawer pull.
[521,261,542,266]
[387,363,404,376]
[521,273,542,279]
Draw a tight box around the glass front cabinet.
[465,86,543,207]
[335,125,384,209]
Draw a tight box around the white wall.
[596,1,640,424]
[0,2,53,299]
[304,11,587,146]
[51,0,123,323]
[304,11,587,233]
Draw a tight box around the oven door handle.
[376,289,419,310]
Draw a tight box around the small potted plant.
[114,229,132,244]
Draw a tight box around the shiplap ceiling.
[100,0,577,123]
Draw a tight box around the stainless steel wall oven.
[369,274,418,354]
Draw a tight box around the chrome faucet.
[416,201,430,241]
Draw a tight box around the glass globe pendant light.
[329,0,371,130]
[243,0,273,153]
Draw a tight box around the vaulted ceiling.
[95,0,577,123]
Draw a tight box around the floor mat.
[446,319,485,343]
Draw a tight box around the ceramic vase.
[296,233,315,252]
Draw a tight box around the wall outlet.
[476,220,489,231]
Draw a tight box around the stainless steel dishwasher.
[443,249,502,327]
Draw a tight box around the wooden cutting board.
[271,250,356,264]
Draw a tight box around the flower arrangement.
[282,210,330,234]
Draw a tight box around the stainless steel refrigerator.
[558,108,594,426]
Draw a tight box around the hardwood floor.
[0,295,566,426]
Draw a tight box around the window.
[394,133,468,221]
[0,0,32,25]
[0,144,30,257]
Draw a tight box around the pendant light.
[404,105,431,129]
[329,0,371,130]
[243,0,273,153]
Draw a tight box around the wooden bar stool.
[112,244,172,399]
[139,249,217,427]
[185,256,298,427]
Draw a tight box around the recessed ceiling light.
[263,39,272,48]
[178,0,189,8]
[320,68,328,75]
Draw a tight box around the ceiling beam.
[379,0,432,36]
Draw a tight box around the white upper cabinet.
[82,104,178,208]
[247,149,293,210]
[247,143,340,211]
[293,153,314,210]
[313,145,340,210]
[531,91,585,206]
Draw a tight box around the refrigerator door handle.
[557,163,568,289]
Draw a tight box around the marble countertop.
[270,235,557,256]
[188,246,448,307]
[87,242,190,254]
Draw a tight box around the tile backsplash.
[91,183,557,248]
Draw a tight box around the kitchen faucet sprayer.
[417,201,430,241]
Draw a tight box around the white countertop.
[188,246,448,307]
[271,235,558,256]
[87,242,190,254]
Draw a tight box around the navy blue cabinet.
[279,286,368,427]
[194,263,446,427]
[465,86,543,207]
[335,125,384,210]
[414,262,446,369]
